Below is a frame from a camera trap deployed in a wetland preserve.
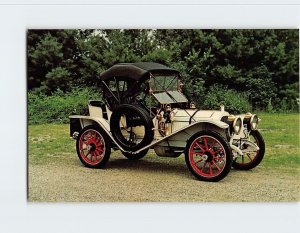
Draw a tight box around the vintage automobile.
[70,62,265,182]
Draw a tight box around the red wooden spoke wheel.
[185,131,232,182]
[76,125,111,168]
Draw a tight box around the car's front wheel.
[76,125,111,168]
[185,131,232,182]
[232,130,265,170]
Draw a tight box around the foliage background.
[27,29,299,124]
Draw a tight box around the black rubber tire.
[232,130,265,170]
[185,131,233,182]
[110,104,154,151]
[76,125,111,168]
[121,148,149,160]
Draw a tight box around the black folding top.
[100,62,179,81]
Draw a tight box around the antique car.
[70,62,265,182]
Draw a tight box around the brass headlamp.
[227,115,242,134]
[243,113,259,130]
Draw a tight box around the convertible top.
[100,62,179,81]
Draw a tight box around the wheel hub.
[202,151,213,162]
[87,143,96,152]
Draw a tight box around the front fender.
[152,119,229,149]
[123,119,230,155]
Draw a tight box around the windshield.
[149,74,188,104]
[150,74,178,92]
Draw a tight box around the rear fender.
[69,115,126,151]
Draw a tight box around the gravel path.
[28,151,300,202]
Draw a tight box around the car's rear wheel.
[185,131,232,182]
[76,125,111,168]
[232,130,265,170]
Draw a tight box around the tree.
[27,29,299,111]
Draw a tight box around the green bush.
[202,84,251,114]
[265,97,299,113]
[277,97,299,113]
[28,87,102,124]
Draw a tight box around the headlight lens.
[233,117,242,134]
[250,114,259,130]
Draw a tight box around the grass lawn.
[257,113,300,172]
[28,123,75,165]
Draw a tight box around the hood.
[173,109,229,122]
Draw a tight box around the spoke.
[216,156,225,161]
[210,140,217,150]
[203,137,209,150]
[97,146,104,153]
[209,163,213,175]
[195,141,205,152]
[213,148,224,155]
[247,154,253,162]
[130,127,134,142]
[212,160,221,171]
[201,162,207,172]
[191,151,204,156]
[94,150,103,160]
[99,150,104,158]
[85,151,91,157]
[193,158,203,166]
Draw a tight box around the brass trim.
[228,114,236,121]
